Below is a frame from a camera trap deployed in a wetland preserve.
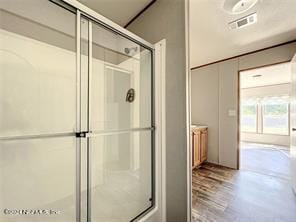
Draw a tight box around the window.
[262,101,289,135]
[240,97,290,135]
[241,101,257,133]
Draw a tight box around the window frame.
[261,102,290,136]
[240,99,290,136]
[240,102,259,133]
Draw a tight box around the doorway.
[239,62,291,179]
[190,56,296,222]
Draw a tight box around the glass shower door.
[0,1,78,221]
[0,0,155,221]
[84,21,154,221]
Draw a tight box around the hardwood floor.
[192,152,296,222]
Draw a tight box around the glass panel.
[0,136,77,222]
[81,17,89,132]
[90,22,152,131]
[240,100,257,133]
[263,100,289,135]
[0,0,76,137]
[89,131,152,221]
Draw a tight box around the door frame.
[140,39,167,222]
[51,0,154,50]
[237,59,292,170]
[51,0,164,221]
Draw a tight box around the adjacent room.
[239,62,291,179]
[189,0,296,221]
[190,43,296,222]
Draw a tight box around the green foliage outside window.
[263,104,288,115]
[242,105,256,115]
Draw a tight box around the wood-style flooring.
[192,145,296,222]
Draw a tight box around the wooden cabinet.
[200,130,208,162]
[192,126,208,169]
[192,131,201,167]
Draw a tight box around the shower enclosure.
[0,0,156,221]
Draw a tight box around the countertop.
[191,125,208,130]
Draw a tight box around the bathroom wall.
[191,42,296,169]
[191,64,219,164]
[127,0,188,221]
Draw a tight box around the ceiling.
[77,0,152,27]
[240,62,291,88]
[190,0,296,68]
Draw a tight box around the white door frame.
[185,0,192,220]
[140,39,166,222]
[291,54,296,194]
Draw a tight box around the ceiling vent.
[229,13,257,30]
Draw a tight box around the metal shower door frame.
[49,1,156,221]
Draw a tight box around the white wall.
[191,42,296,169]
[240,83,291,147]
[127,0,188,221]
[218,59,239,168]
[241,83,291,98]
[191,64,219,163]
[241,133,290,146]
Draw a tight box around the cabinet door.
[191,132,194,167]
[201,130,208,162]
[193,131,201,167]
